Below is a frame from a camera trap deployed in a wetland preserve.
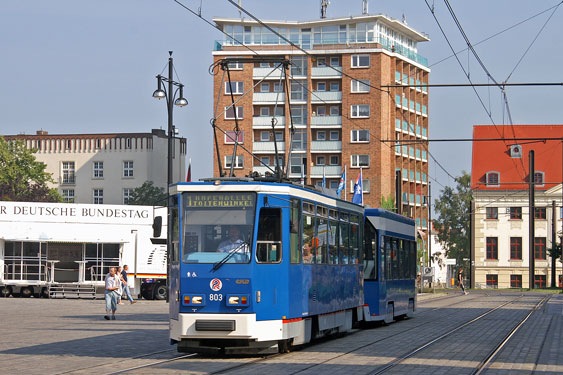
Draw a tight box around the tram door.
[47,242,83,282]
[169,196,180,320]
[254,204,287,320]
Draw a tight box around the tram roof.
[365,208,415,226]
[171,181,363,212]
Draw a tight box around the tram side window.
[384,236,392,280]
[349,214,360,264]
[256,207,282,263]
[170,195,179,264]
[328,209,339,264]
[410,240,417,279]
[303,203,315,264]
[290,198,302,264]
[339,213,350,264]
[316,205,328,264]
[363,221,377,280]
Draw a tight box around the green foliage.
[548,241,562,263]
[0,138,61,202]
[433,171,472,267]
[380,194,395,211]
[127,181,167,206]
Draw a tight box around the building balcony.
[310,141,342,153]
[311,91,342,103]
[310,165,342,177]
[252,66,284,80]
[311,66,342,78]
[252,141,286,153]
[310,115,342,127]
[253,116,285,128]
[253,92,286,104]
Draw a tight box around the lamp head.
[174,84,188,107]
[152,75,166,99]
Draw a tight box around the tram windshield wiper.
[211,241,249,272]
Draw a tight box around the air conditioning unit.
[510,144,522,158]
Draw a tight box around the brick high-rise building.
[212,14,430,230]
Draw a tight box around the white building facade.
[4,129,186,205]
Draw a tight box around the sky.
[1,0,562,204]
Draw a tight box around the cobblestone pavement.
[0,291,561,375]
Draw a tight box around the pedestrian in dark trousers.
[121,265,136,304]
[458,268,468,295]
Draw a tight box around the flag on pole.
[186,158,192,182]
[300,164,305,185]
[352,168,363,205]
[336,166,346,198]
[321,166,326,188]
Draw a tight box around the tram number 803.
[209,294,223,301]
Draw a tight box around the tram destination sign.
[185,193,255,209]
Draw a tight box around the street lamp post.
[152,51,187,303]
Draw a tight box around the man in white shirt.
[104,267,120,320]
[217,226,248,253]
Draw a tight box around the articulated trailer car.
[0,201,167,299]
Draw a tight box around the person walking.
[458,268,468,295]
[104,267,120,320]
[116,266,124,305]
[121,265,136,304]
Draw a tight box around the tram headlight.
[227,294,250,307]
[192,296,203,304]
[228,296,240,305]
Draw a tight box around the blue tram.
[167,180,416,353]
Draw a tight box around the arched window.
[486,171,500,187]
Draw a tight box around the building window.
[330,180,339,189]
[316,106,326,116]
[350,104,370,118]
[351,154,369,168]
[510,207,522,220]
[93,189,103,204]
[62,162,75,184]
[66,139,72,149]
[274,131,283,141]
[126,138,131,149]
[62,189,75,203]
[486,274,498,288]
[225,155,244,169]
[224,131,244,144]
[534,207,546,220]
[225,81,244,95]
[350,179,370,193]
[486,207,498,219]
[260,131,270,142]
[330,82,340,91]
[351,79,370,93]
[329,106,340,116]
[317,82,326,91]
[225,106,244,120]
[123,188,133,204]
[510,275,522,288]
[534,275,546,288]
[93,161,104,179]
[486,237,498,259]
[534,237,546,260]
[273,82,283,93]
[260,82,270,92]
[227,61,243,70]
[329,131,339,141]
[329,155,339,165]
[330,57,339,67]
[486,171,500,187]
[510,237,522,260]
[316,57,326,66]
[123,161,134,178]
[316,131,326,141]
[351,129,370,143]
[316,156,326,165]
[260,156,270,166]
[351,54,370,68]
[534,171,545,187]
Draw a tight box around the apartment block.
[3,129,186,204]
[212,14,430,229]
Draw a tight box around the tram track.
[80,293,525,375]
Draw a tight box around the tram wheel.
[20,287,33,298]
[153,284,167,300]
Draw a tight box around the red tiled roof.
[471,125,563,191]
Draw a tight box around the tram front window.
[182,192,256,264]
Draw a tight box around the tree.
[380,194,395,211]
[127,181,167,206]
[0,138,61,202]
[433,171,472,268]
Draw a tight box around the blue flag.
[336,168,345,197]
[352,171,363,204]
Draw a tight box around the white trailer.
[0,201,167,299]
